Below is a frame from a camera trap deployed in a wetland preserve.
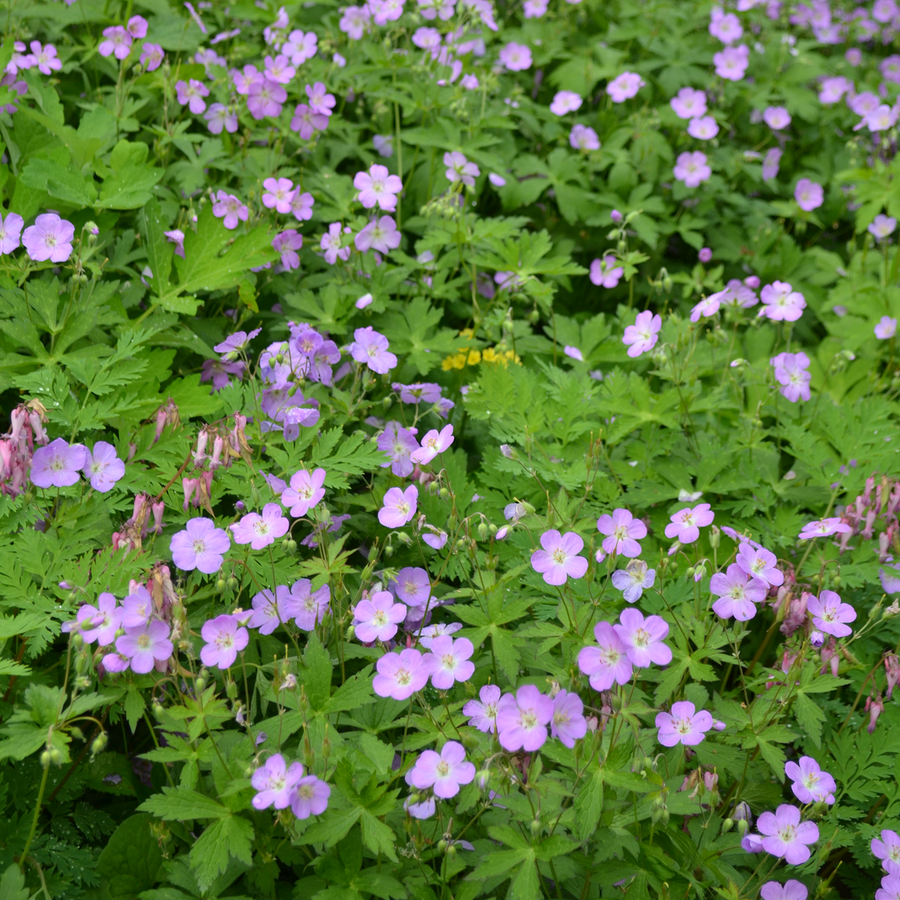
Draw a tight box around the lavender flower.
[611,560,656,603]
[115,620,173,674]
[378,485,418,527]
[291,775,331,818]
[464,684,502,733]
[22,213,75,263]
[31,438,87,488]
[354,591,407,643]
[496,684,552,752]
[551,689,587,747]
[200,614,250,669]
[408,741,475,798]
[349,326,398,373]
[807,590,856,638]
[0,212,23,255]
[251,754,304,809]
[530,530,588,586]
[614,608,672,668]
[597,508,646,557]
[578,622,633,690]
[170,518,231,574]
[784,756,836,805]
[756,805,819,865]
[424,635,475,689]
[230,503,289,550]
[656,701,713,746]
[710,564,767,621]
[83,442,125,493]
[373,648,428,700]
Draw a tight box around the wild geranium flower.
[771,352,811,402]
[354,164,403,211]
[284,28,318,63]
[876,316,898,339]
[409,741,475,798]
[67,594,121,646]
[373,648,429,700]
[0,212,23,254]
[673,151,711,187]
[354,591,407,643]
[499,42,532,71]
[212,191,249,230]
[418,623,462,648]
[496,684,553,752]
[736,542,784,587]
[578,622,633,690]
[251,754,304,809]
[349,326,398,373]
[611,560,656,603]
[799,517,851,540]
[759,282,807,322]
[290,190,315,221]
[590,255,623,288]
[291,775,331,819]
[757,805,819,865]
[614,608,672,668]
[763,106,791,130]
[273,230,303,270]
[597,508,646,557]
[355,216,401,254]
[116,620,173,674]
[760,880,808,900]
[687,115,719,139]
[870,215,898,242]
[665,503,714,543]
[570,124,600,150]
[378,485,418,528]
[99,26,133,59]
[291,103,329,138]
[170,518,231,574]
[464,684,502,733]
[444,151,480,187]
[551,689,587,747]
[165,229,185,257]
[262,177,296,213]
[549,90,582,115]
[762,147,782,182]
[711,564,767,621]
[248,77,287,119]
[607,71,644,102]
[31,438,86,488]
[391,567,431,608]
[22,213,75,262]
[200,614,249,669]
[425,635,475,689]
[306,82,335,116]
[290,580,331,631]
[622,310,662,357]
[656,701,713,747]
[283,468,326,517]
[393,382,443,404]
[795,179,824,211]
[785,756,836,805]
[670,87,707,119]
[249,585,295,634]
[82,441,125,492]
[713,44,749,80]
[205,103,239,135]
[530,530,588,586]
[378,422,420,477]
[873,830,900,875]
[121,586,152,628]
[140,43,165,71]
[175,79,209,113]
[230,503,289,550]
[709,8,742,42]
[410,424,454,465]
[320,222,351,264]
[807,590,856,638]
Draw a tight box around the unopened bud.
[215,578,227,593]
[227,576,238,590]
[40,750,52,768]
[722,818,734,833]
[439,487,450,499]
[477,523,489,541]
[530,819,541,835]
[437,840,448,852]
[709,525,720,549]
[446,843,457,857]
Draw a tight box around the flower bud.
[446,843,457,857]
[69,726,84,741]
[709,524,720,548]
[722,818,734,833]
[195,676,206,692]
[439,486,450,499]
[477,523,489,541]
[530,819,541,835]
[215,578,227,593]
[346,625,356,641]
[40,750,52,768]
[226,576,238,590]
[737,818,750,836]
[49,748,63,766]
[437,840,448,852]
[91,731,108,757]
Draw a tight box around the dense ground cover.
[3,0,900,897]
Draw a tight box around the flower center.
[633,628,649,648]
[552,549,567,564]
[137,634,151,649]
[396,668,411,686]
[373,611,387,626]
[778,825,796,843]
[436,761,449,777]
[192,539,207,554]
[521,710,537,729]
[441,653,455,669]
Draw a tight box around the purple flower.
[464,684,502,733]
[121,586,152,628]
[795,179,824,211]
[711,564,767,621]
[785,756,836,805]
[709,9,742,42]
[264,54,296,84]
[200,614,249,669]
[29,41,62,75]
[698,247,713,262]
[570,124,600,151]
[373,648,428,700]
[175,79,209,114]
[664,503,714,543]
[291,103,329,139]
[622,310,661,357]
[373,134,393,157]
[687,115,719,139]
[876,316,898,339]
[578,622,633,690]
[760,881,808,900]
[762,147,783,182]
[418,622,462,648]
[443,151,480,188]
[320,222,350,264]
[290,190,315,222]
[393,382,443,405]
[99,26,133,60]
[499,42,532,71]
[290,580,331,631]
[759,282,806,322]
[0,212,23,254]
[263,177,296,213]
[614,608,672,668]
[423,530,448,550]
[551,689,587,748]
[673,151,711,187]
[354,591,407,643]
[170,518,231,574]
[212,191,248,230]
[127,15,148,38]
[607,71,644,103]
[140,43,165,71]
[713,44,749,80]
[22,213,75,263]
[214,328,261,360]
[799,517,851,540]
[165,229,185,257]
[273,230,303,270]
[83,441,125,492]
[763,106,791,130]
[530,530,588,586]
[283,468,326,517]
[757,805,819,865]
[736,542,784,587]
[115,620,173,674]
[291,775,331,819]
[807,590,856,638]
[67,593,121,646]
[247,77,286,119]
[410,423,454,465]
[284,29,318,64]
[349,326,397,373]
[378,485,418,528]
[873,830,900,876]
[390,566,431,607]
[870,215,898,242]
[656,701,713,746]
[355,216,401,254]
[31,438,86,488]
[248,586,295,634]
[230,503,289,550]
[590,255,623,288]
[771,352,811,402]
[549,90,582,115]
[378,421,420,477]
[425,635,474,689]
[670,87,707,119]
[305,82,335,117]
[597,508,646,557]
[611,559,656,603]
[354,164,403,211]
[497,684,553,752]
[408,741,475,798]
[251,754,304,809]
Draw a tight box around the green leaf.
[137,786,231,820]
[96,814,162,900]
[359,809,397,861]
[189,816,254,894]
[573,768,604,841]
[19,157,97,207]
[124,684,147,733]
[794,691,826,748]
[139,196,174,296]
[97,162,164,209]
[304,632,333,712]
[0,863,29,900]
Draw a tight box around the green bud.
[382,396,392,410]
[446,843,457,857]
[91,732,108,757]
[709,525,721,549]
[244,765,256,778]
[226,576,238,591]
[69,726,84,741]
[346,625,356,641]
[527,308,540,324]
[72,632,84,647]
[686,566,695,578]
[40,750,52,768]
[215,578,227,593]
[195,676,207,692]
[530,819,541,836]
[722,818,734,833]
[439,486,450,499]
[832,575,841,588]
[250,482,261,507]
[737,819,749,836]
[522,502,536,515]
[477,523,489,541]
[153,702,165,720]
[49,748,63,766]
[226,680,239,700]
[437,840,448,852]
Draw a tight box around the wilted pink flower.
[378,485,418,528]
[530,530,588,585]
[116,620,173,674]
[622,310,662,357]
[590,255,623,288]
[164,229,185,257]
[200,614,249,669]
[496,684,553,752]
[656,701,713,746]
[22,213,74,263]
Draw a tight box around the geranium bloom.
[713,44,749,80]
[597,508,646,557]
[249,585,296,634]
[807,590,856,638]
[230,503,289,550]
[799,517,851,539]
[670,87,708,119]
[795,179,824,211]
[354,591,407,643]
[393,382,443,405]
[290,580,331,631]
[763,106,791,130]
[247,77,287,119]
[212,191,249,230]
[116,620,173,674]
[785,756,836,805]
[0,212,23,254]
[273,230,303,270]
[757,805,819,865]
[499,42,532,71]
[496,684,553,752]
[200,614,250,669]
[67,593,121,646]
[771,352,812,402]
[140,43,165,71]
[664,503,714,543]
[391,567,431,608]
[378,485,418,528]
[464,684,502,733]
[284,28,318,63]
[175,79,209,114]
[673,151,711,187]
[378,422,420,477]
[349,326,398,373]
[121,586,152,628]
[251,754,304,809]
[709,9,742,42]
[425,635,474,689]
[373,648,429,700]
[590,255,623,288]
[408,741,475,798]
[762,147,782,182]
[818,76,850,104]
[290,190,315,221]
[549,90,582,115]
[871,216,899,243]
[759,282,806,321]
[656,701,713,746]
[607,71,644,102]
[444,151,480,187]
[262,177,296,213]
[611,560,656,603]
[291,776,331,819]
[760,880,809,900]
[165,229,185,257]
[622,310,662,357]
[99,26,133,60]
[570,124,600,150]
[736,542,783,587]
[205,103,238,135]
[31,438,86,488]
[283,468,326,517]
[22,213,75,263]
[873,830,900,875]
[551,689,587,747]
[320,222,351,264]
[687,115,719,139]
[355,216,401,254]
[354,164,403,211]
[876,316,898,339]
[711,564,767,621]
[410,424,454,465]
[614,608,672,668]
[578,621,633,690]
[530,530,588,586]
[291,103,329,138]
[82,441,125,492]
[170,518,231,574]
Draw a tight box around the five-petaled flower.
[530,530,589,585]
